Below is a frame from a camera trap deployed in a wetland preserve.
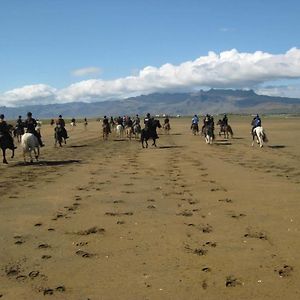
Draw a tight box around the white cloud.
[1,48,300,107]
[71,66,101,77]
[256,85,300,98]
[1,84,57,106]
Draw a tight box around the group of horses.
[1,116,269,165]
[103,119,162,148]
[194,119,267,148]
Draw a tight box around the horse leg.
[11,148,15,158]
[2,149,8,164]
[29,150,33,163]
[152,138,157,147]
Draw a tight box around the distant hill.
[1,89,300,119]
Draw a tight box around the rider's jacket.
[192,116,199,124]
[252,117,261,127]
[127,119,133,127]
[222,117,228,125]
[135,117,140,125]
[57,119,66,127]
[24,118,38,134]
[0,120,9,134]
[164,118,169,124]
[103,118,109,125]
[16,119,23,127]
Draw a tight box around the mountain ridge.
[1,89,300,119]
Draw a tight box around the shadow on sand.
[268,145,286,149]
[12,160,81,167]
[214,141,232,146]
[70,145,88,148]
[158,145,184,149]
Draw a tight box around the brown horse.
[217,120,233,139]
[0,125,15,164]
[102,123,111,140]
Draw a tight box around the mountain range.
[1,89,300,119]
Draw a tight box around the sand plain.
[0,116,300,300]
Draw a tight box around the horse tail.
[228,125,233,136]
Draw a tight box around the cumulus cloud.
[1,48,300,107]
[71,66,101,77]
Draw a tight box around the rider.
[24,112,44,147]
[191,114,199,132]
[15,115,25,135]
[251,114,261,134]
[134,114,140,126]
[103,115,111,132]
[56,115,69,139]
[0,114,17,149]
[16,115,24,127]
[144,113,152,130]
[164,115,170,126]
[222,114,228,126]
[127,116,133,129]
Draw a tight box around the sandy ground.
[0,116,300,300]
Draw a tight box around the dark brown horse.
[217,120,233,139]
[102,123,111,140]
[141,119,162,148]
[0,125,15,164]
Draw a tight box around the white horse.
[252,126,268,148]
[35,120,42,135]
[21,133,40,163]
[116,124,124,138]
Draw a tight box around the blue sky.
[0,0,300,105]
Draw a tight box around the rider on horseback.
[144,113,158,139]
[103,115,111,133]
[251,114,261,134]
[144,113,151,129]
[222,114,228,126]
[24,112,44,147]
[0,114,17,149]
[56,115,69,139]
[191,114,199,132]
[134,114,140,125]
[16,115,24,127]
[164,116,170,125]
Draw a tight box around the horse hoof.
[3,160,8,164]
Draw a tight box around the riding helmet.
[27,112,32,117]
[0,114,4,119]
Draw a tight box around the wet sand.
[0,116,300,299]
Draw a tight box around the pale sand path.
[0,117,299,299]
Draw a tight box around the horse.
[217,120,233,139]
[252,126,268,148]
[133,124,141,139]
[191,123,199,135]
[141,120,162,148]
[163,123,171,134]
[203,124,214,145]
[54,125,64,147]
[0,126,15,164]
[14,124,25,143]
[35,120,42,136]
[125,126,133,140]
[21,133,40,163]
[115,124,124,138]
[102,123,111,140]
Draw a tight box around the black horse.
[0,125,15,164]
[141,119,162,148]
[54,125,65,147]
